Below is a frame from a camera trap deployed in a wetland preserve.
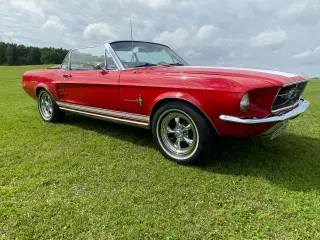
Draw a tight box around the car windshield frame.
[109,41,189,69]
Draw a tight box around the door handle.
[63,74,71,78]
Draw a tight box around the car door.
[55,46,121,112]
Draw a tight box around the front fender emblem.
[124,94,143,107]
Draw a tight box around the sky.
[1,0,320,77]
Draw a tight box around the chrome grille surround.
[271,81,308,112]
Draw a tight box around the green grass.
[0,65,320,239]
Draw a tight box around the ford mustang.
[22,41,310,164]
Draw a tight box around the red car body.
[22,41,310,138]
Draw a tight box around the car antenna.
[130,20,135,65]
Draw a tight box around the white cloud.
[293,51,314,60]
[184,50,203,58]
[153,28,190,50]
[138,0,172,9]
[124,13,154,29]
[4,31,13,37]
[62,33,77,46]
[11,0,47,16]
[196,25,220,42]
[215,51,238,68]
[226,51,236,60]
[41,16,66,34]
[250,29,287,50]
[39,16,76,47]
[0,31,19,43]
[84,23,117,42]
[154,25,219,50]
[280,1,320,24]
[292,46,320,64]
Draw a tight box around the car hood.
[149,66,305,87]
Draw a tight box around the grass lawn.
[0,65,320,239]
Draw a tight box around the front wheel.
[38,89,64,123]
[152,102,215,165]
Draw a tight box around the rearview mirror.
[92,63,108,73]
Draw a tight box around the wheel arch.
[36,83,51,96]
[35,84,57,101]
[149,96,220,135]
[36,86,47,97]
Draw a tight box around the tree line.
[0,42,69,66]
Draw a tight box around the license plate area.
[271,120,289,140]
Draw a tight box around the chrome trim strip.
[272,101,301,113]
[104,43,125,70]
[56,101,149,122]
[60,107,149,129]
[220,100,310,124]
[122,112,149,121]
[58,101,122,117]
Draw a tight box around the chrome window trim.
[68,50,72,70]
[56,101,149,122]
[104,46,107,70]
[104,43,125,70]
[60,50,71,70]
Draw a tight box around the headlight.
[240,93,250,112]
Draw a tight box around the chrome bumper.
[219,100,310,124]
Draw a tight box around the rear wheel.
[152,102,215,165]
[37,89,64,123]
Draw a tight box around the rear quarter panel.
[22,69,60,100]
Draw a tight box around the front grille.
[272,81,307,112]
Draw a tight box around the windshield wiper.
[160,63,185,67]
[134,63,158,68]
[170,63,185,66]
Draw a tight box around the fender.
[148,91,220,134]
[148,92,204,115]
[35,83,59,101]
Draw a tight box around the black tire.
[37,89,65,123]
[152,101,216,165]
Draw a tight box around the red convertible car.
[22,41,310,164]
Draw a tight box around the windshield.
[110,41,188,69]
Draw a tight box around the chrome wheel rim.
[39,92,53,120]
[157,110,199,160]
